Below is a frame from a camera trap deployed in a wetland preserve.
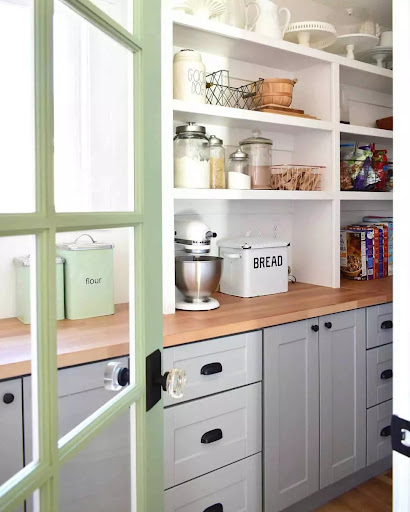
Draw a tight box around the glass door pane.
[90,0,133,32]
[53,1,134,213]
[0,0,35,213]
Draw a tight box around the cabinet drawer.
[164,383,262,489]
[164,452,262,512]
[367,344,393,408]
[367,400,392,466]
[367,303,393,349]
[163,331,261,406]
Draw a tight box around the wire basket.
[206,70,264,110]
[271,165,323,191]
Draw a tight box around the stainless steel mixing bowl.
[175,255,223,303]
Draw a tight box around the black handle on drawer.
[311,325,319,332]
[3,393,14,405]
[324,322,332,329]
[204,504,223,512]
[201,428,223,444]
[380,369,393,380]
[380,425,391,437]
[381,320,393,330]
[201,362,223,376]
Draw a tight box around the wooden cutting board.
[255,103,318,120]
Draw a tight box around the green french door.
[0,0,163,510]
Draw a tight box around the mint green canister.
[13,256,65,324]
[57,234,115,320]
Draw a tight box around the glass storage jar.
[240,130,273,189]
[174,123,210,189]
[209,135,225,189]
[227,148,250,189]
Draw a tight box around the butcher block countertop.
[0,278,392,379]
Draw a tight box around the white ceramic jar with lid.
[174,123,210,188]
[240,130,273,189]
[173,49,206,104]
[227,148,250,189]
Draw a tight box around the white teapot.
[219,0,260,30]
[253,0,291,40]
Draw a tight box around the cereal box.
[340,229,368,280]
[345,226,374,280]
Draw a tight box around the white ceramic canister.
[173,49,206,104]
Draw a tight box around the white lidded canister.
[218,236,289,297]
[173,49,206,104]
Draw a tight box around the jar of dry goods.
[209,135,225,189]
[227,148,251,190]
[240,130,273,189]
[174,123,210,188]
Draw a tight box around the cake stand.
[325,33,379,60]
[357,46,393,68]
[284,21,337,50]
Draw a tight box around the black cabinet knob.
[380,425,391,437]
[3,393,14,405]
[201,362,223,376]
[204,504,223,512]
[381,320,393,330]
[381,369,393,380]
[311,325,319,332]
[118,367,129,387]
[201,428,223,444]
[324,322,332,329]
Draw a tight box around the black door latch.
[391,415,410,458]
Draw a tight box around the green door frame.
[0,0,163,510]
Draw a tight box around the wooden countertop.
[0,278,392,380]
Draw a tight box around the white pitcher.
[219,0,260,30]
[253,0,291,40]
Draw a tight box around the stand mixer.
[174,220,223,311]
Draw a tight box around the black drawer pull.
[204,504,223,512]
[381,320,393,330]
[3,393,14,405]
[324,322,332,329]
[381,369,393,380]
[201,428,223,444]
[201,362,223,376]
[311,325,319,332]
[380,425,391,437]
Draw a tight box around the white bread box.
[218,236,289,298]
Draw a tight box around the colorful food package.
[372,148,389,192]
[363,217,393,276]
[340,229,371,280]
[352,224,384,279]
[344,226,374,279]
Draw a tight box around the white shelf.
[174,100,333,134]
[174,188,334,200]
[340,124,393,142]
[339,191,393,201]
[173,12,392,93]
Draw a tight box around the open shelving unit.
[161,6,393,315]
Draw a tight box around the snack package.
[372,149,389,192]
[340,145,380,191]
[340,229,369,280]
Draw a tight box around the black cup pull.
[324,322,332,329]
[3,393,14,405]
[381,369,393,380]
[380,425,391,437]
[204,504,223,512]
[201,428,223,444]
[381,320,393,330]
[311,325,319,332]
[201,362,223,376]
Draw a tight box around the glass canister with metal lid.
[57,234,115,320]
[227,148,250,189]
[240,129,273,189]
[174,122,210,189]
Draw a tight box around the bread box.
[218,236,290,298]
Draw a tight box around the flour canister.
[57,234,114,320]
[13,256,65,324]
[218,236,289,297]
[173,49,206,104]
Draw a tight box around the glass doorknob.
[162,368,186,399]
[104,361,129,391]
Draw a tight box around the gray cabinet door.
[0,379,24,512]
[264,319,320,512]
[319,309,366,489]
[24,359,130,512]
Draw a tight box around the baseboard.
[281,457,392,512]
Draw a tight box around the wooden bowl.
[256,78,297,107]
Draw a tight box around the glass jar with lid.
[227,148,250,190]
[209,135,225,189]
[174,122,210,189]
[240,130,273,189]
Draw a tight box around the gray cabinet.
[264,319,319,512]
[24,358,130,512]
[319,309,366,488]
[0,379,24,512]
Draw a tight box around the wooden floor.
[316,471,392,512]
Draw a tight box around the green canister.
[57,234,115,320]
[13,256,65,324]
